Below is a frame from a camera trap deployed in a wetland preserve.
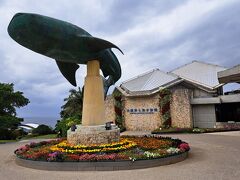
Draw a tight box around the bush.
[0,128,27,140]
[12,129,27,139]
[0,128,13,140]
[192,128,206,133]
[32,124,53,135]
[55,117,81,137]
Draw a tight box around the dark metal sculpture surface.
[8,13,122,95]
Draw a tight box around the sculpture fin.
[81,36,124,54]
[102,75,115,99]
[56,60,79,86]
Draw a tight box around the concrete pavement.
[0,132,240,180]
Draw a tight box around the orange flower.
[126,137,172,150]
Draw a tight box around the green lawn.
[20,134,58,140]
[0,134,58,143]
[0,140,17,144]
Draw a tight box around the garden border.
[15,152,188,171]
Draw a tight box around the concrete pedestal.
[67,125,120,145]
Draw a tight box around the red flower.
[67,154,81,161]
[179,143,190,151]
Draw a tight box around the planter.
[15,151,188,171]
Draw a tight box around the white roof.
[24,123,39,128]
[19,126,33,130]
[19,123,39,131]
[121,69,178,92]
[171,61,226,89]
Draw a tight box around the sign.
[126,108,158,114]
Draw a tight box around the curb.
[15,152,188,171]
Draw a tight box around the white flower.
[129,157,136,162]
[167,147,180,154]
[144,151,160,158]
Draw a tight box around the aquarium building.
[105,61,240,131]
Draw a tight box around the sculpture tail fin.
[80,36,124,54]
[102,75,114,99]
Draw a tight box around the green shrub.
[0,128,13,140]
[32,124,53,135]
[192,128,206,133]
[12,129,27,139]
[0,128,27,140]
[55,117,81,137]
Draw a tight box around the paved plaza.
[0,132,240,180]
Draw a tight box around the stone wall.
[123,94,162,131]
[170,85,193,128]
[105,95,115,123]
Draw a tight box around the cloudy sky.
[0,0,240,122]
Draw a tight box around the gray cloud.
[110,0,240,71]
[96,0,187,35]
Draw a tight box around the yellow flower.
[49,138,137,154]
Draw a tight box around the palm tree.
[60,87,83,119]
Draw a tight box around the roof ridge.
[170,60,226,72]
[170,60,195,72]
[193,60,227,69]
[121,68,158,84]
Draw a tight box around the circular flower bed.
[14,135,190,162]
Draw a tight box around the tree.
[60,87,83,119]
[55,87,83,137]
[0,83,29,139]
[32,124,53,135]
[55,117,81,137]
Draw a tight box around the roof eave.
[175,75,221,91]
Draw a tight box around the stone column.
[82,60,106,126]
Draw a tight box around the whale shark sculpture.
[8,13,122,96]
